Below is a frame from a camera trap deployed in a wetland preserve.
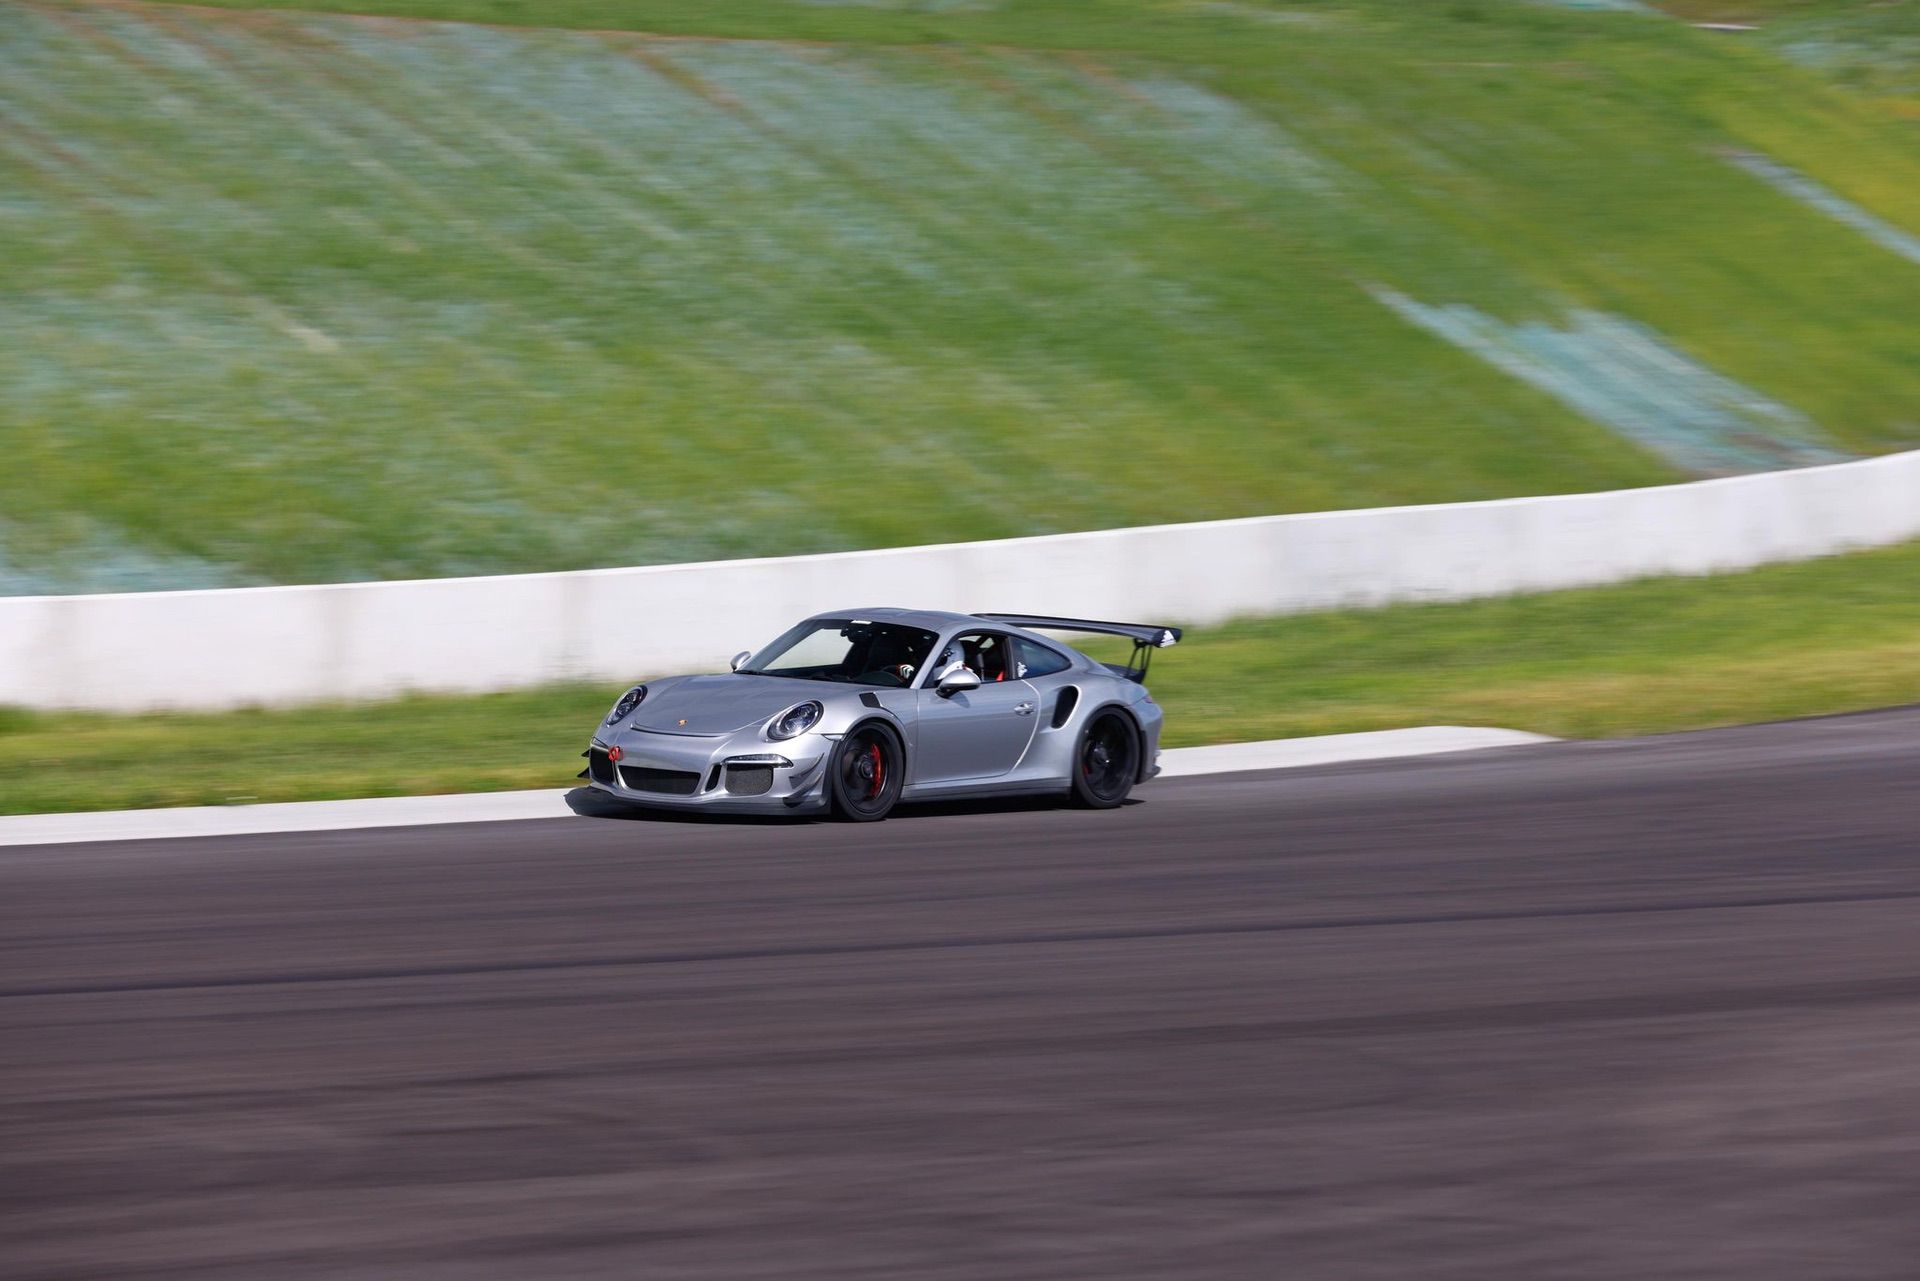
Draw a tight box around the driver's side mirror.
[729,650,752,672]
[935,661,980,697]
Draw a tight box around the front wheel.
[1071,711,1139,809]
[829,723,904,821]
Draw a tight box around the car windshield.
[741,619,940,688]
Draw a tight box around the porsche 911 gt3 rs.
[582,609,1180,820]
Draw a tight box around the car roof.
[810,607,1067,645]
[809,607,979,633]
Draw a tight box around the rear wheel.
[1071,711,1139,809]
[829,723,903,821]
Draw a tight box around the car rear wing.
[974,613,1182,683]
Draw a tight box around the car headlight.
[767,700,823,741]
[603,684,647,726]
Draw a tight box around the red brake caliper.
[867,742,885,799]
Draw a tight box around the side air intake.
[1050,686,1080,729]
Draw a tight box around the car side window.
[934,632,1015,683]
[1012,637,1072,679]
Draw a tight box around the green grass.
[4,0,1920,591]
[6,537,1920,815]
[1658,2,1920,103]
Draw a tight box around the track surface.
[5,710,1920,1278]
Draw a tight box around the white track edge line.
[0,727,1556,848]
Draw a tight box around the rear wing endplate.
[974,613,1182,683]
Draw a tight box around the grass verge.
[5,538,1919,815]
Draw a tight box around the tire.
[1071,710,1139,809]
[829,722,904,822]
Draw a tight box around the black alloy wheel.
[1072,711,1138,809]
[831,723,903,821]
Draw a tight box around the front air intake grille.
[619,765,701,795]
[725,765,775,797]
[587,748,616,785]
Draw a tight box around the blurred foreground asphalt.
[5,709,1920,1278]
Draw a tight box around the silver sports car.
[582,609,1181,820]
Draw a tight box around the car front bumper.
[585,728,834,815]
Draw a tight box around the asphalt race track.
[5,710,1920,1279]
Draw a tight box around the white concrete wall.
[4,449,1917,711]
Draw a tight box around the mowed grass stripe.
[5,0,1920,591]
[0,2,1658,583]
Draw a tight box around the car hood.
[625,674,824,737]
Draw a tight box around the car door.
[912,631,1039,784]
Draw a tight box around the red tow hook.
[608,746,624,763]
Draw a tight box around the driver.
[937,636,1009,681]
